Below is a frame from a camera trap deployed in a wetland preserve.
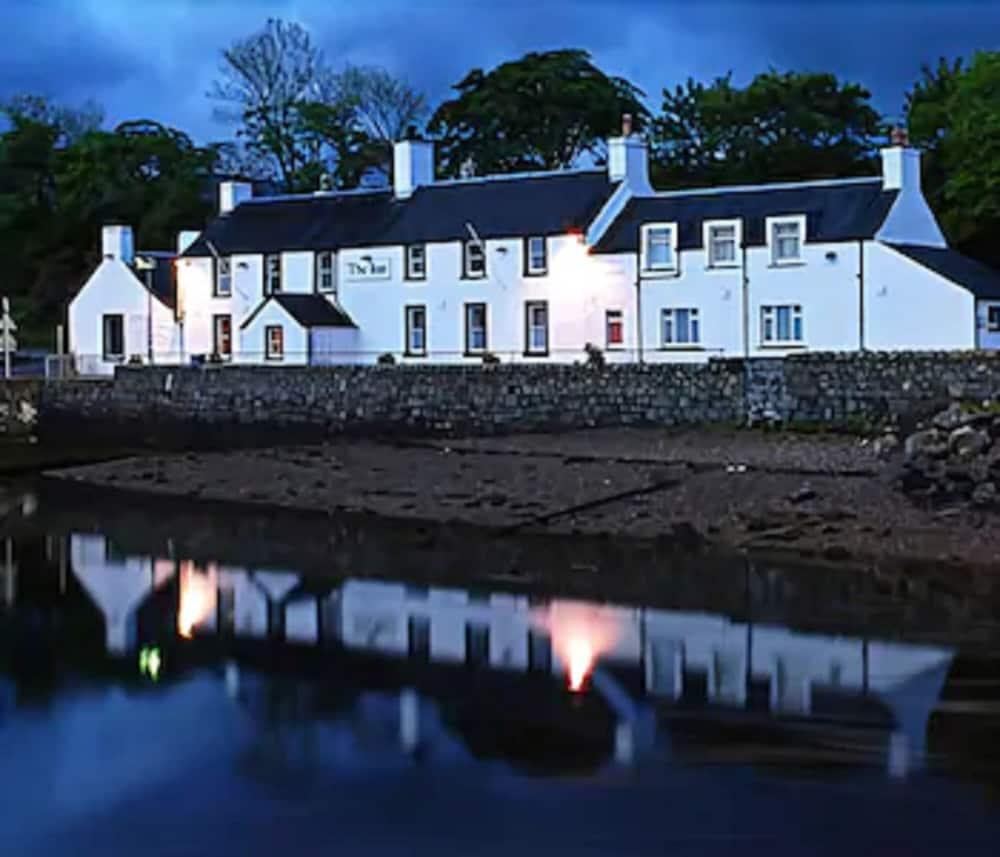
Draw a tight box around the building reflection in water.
[13,533,961,778]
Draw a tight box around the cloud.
[2,0,998,141]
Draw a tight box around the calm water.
[2,480,1000,855]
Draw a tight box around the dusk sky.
[3,0,999,142]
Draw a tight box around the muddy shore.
[44,426,1000,572]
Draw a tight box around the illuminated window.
[264,253,282,294]
[525,236,547,275]
[705,221,740,267]
[464,240,486,278]
[212,314,232,357]
[524,301,549,355]
[641,223,677,272]
[102,314,124,361]
[988,306,1000,332]
[761,305,804,344]
[215,257,232,296]
[606,309,624,349]
[661,308,700,346]
[768,217,804,264]
[405,305,427,356]
[464,302,488,354]
[315,251,335,293]
[406,244,426,280]
[265,324,283,360]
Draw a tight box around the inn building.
[68,124,1000,375]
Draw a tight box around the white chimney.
[177,230,200,255]
[607,113,651,194]
[393,128,434,199]
[102,225,134,264]
[219,180,253,214]
[881,126,921,192]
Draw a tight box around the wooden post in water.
[3,537,13,607]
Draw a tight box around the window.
[464,302,488,354]
[988,306,1000,332]
[212,314,232,357]
[524,301,549,355]
[705,221,740,267]
[761,305,804,345]
[102,314,124,361]
[264,253,282,294]
[641,223,677,273]
[405,305,427,356]
[407,616,430,660]
[465,624,490,667]
[606,309,624,349]
[464,240,486,278]
[661,308,700,347]
[405,244,426,280]
[528,630,552,672]
[769,217,804,265]
[315,251,335,293]
[265,325,283,360]
[525,236,547,275]
[215,257,232,296]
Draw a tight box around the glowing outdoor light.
[532,599,626,694]
[566,636,595,692]
[139,646,163,681]
[177,562,217,639]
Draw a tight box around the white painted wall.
[335,236,638,363]
[238,300,309,364]
[310,327,360,364]
[282,251,314,294]
[68,259,181,376]
[976,300,1000,350]
[865,243,975,350]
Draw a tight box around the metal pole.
[1,297,10,380]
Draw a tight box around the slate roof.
[241,293,357,330]
[183,170,617,257]
[132,251,176,309]
[888,243,1000,299]
[593,178,898,253]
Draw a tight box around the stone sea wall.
[30,351,1000,444]
[0,379,39,437]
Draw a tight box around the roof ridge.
[428,167,605,188]
[645,175,882,200]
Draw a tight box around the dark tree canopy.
[651,70,886,188]
[428,49,649,177]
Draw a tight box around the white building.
[68,126,1000,374]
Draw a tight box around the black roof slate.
[241,294,357,330]
[888,244,1000,300]
[593,179,898,254]
[133,252,176,309]
[183,171,617,257]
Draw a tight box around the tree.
[428,49,649,177]
[338,64,428,144]
[651,71,886,188]
[907,52,1000,265]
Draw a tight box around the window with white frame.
[525,301,549,355]
[265,325,284,360]
[464,240,486,278]
[769,217,804,265]
[465,303,488,354]
[761,305,804,344]
[215,257,232,296]
[661,308,700,346]
[405,305,427,356]
[705,221,739,267]
[525,236,547,275]
[641,223,677,273]
[264,253,282,294]
[988,306,1000,332]
[315,251,335,293]
[606,309,624,349]
[406,244,426,280]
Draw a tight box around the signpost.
[1,297,16,380]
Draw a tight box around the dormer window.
[640,223,677,274]
[704,220,740,268]
[315,251,335,293]
[768,216,805,265]
[264,253,282,294]
[464,240,486,279]
[214,257,232,297]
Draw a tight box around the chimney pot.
[890,125,909,147]
[622,113,633,137]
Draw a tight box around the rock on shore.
[900,403,1000,507]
